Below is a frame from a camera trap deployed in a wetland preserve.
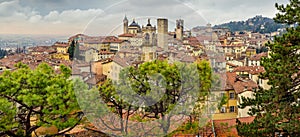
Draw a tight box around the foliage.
[98,60,213,136]
[67,40,79,60]
[256,46,269,54]
[0,63,81,137]
[237,0,300,136]
[0,48,7,59]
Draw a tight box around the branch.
[25,109,33,136]
[0,94,42,115]
[4,131,18,137]
[50,112,84,137]
[98,116,122,131]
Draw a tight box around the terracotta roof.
[85,74,107,85]
[99,51,114,54]
[113,56,130,67]
[118,33,135,37]
[233,66,265,75]
[180,55,197,63]
[233,79,258,94]
[54,42,69,47]
[214,116,255,137]
[226,62,238,67]
[249,52,268,61]
[31,46,55,53]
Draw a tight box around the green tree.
[97,60,212,136]
[237,0,300,136]
[0,63,82,137]
[67,40,75,60]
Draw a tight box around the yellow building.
[51,53,70,61]
[246,46,256,57]
[54,42,69,54]
[211,89,238,120]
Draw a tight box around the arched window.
[145,33,150,40]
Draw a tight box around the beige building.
[233,79,258,118]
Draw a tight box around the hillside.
[213,15,286,33]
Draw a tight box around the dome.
[129,20,140,28]
[146,18,152,27]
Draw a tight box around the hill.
[213,15,286,33]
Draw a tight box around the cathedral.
[123,16,157,46]
[123,16,170,50]
[121,15,185,61]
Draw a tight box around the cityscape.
[0,0,299,137]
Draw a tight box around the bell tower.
[175,19,184,40]
[123,15,128,34]
[157,18,168,51]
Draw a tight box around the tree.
[95,60,212,136]
[0,63,82,137]
[237,0,300,136]
[0,48,7,59]
[68,40,75,60]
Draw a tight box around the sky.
[0,0,289,36]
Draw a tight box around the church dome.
[146,19,152,27]
[129,20,140,28]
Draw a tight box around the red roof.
[214,117,255,137]
[54,42,69,47]
[118,33,135,37]
[249,52,268,61]
[233,66,265,75]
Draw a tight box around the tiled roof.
[113,56,130,67]
[233,79,258,94]
[226,62,238,67]
[180,55,197,63]
[214,116,255,137]
[249,52,268,61]
[85,74,106,85]
[54,42,69,47]
[118,33,135,37]
[233,66,265,75]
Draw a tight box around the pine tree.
[0,63,81,137]
[237,0,300,136]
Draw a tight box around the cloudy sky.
[0,0,288,36]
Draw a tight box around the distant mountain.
[213,15,286,33]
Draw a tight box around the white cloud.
[0,0,104,35]
[0,0,291,35]
[44,9,103,24]
[29,15,42,23]
[0,0,20,16]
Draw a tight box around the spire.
[123,14,128,22]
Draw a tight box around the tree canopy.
[237,0,300,136]
[88,59,213,136]
[0,63,81,137]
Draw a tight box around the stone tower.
[175,19,184,40]
[123,15,128,34]
[157,18,168,51]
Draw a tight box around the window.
[230,106,235,112]
[229,92,235,99]
[220,93,225,97]
[220,107,226,113]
